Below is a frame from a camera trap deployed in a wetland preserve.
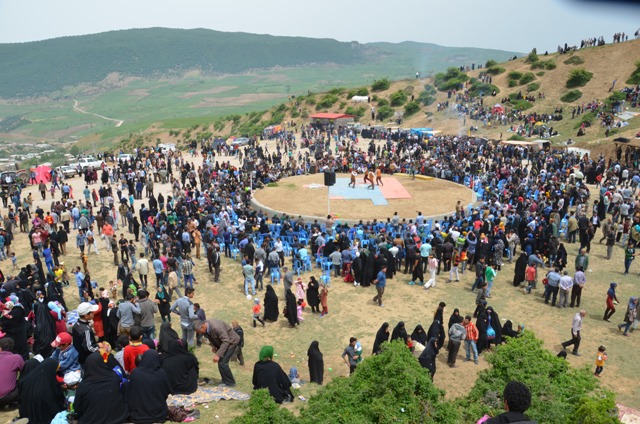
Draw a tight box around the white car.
[57,166,77,178]
[73,156,104,172]
[118,154,133,162]
[231,137,251,147]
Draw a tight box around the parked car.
[117,154,133,162]
[73,156,104,172]
[231,137,251,147]
[56,166,77,178]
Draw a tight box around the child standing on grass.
[232,320,245,366]
[252,298,265,327]
[10,252,17,270]
[594,345,607,377]
[296,299,304,323]
[194,303,206,346]
[320,283,329,317]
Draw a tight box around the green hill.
[0,28,517,98]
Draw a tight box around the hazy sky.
[0,0,638,51]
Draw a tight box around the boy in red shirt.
[252,298,265,328]
[123,326,148,374]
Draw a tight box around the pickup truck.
[73,156,104,172]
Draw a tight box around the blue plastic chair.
[270,269,281,284]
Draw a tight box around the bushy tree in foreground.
[233,333,619,423]
[455,331,619,423]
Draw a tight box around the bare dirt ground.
[254,173,474,220]
[1,143,639,423]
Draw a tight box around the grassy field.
[0,138,639,423]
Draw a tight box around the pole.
[328,191,331,216]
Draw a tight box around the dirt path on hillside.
[73,100,124,127]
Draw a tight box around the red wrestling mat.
[378,177,412,199]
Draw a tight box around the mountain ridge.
[0,27,517,98]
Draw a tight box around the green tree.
[389,90,408,107]
[566,68,594,88]
[299,342,459,423]
[69,145,80,156]
[404,101,421,117]
[371,78,391,92]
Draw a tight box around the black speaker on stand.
[324,171,336,186]
[324,171,336,216]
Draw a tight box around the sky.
[0,0,638,52]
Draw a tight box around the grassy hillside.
[0,28,516,99]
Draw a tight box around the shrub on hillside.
[531,60,556,70]
[345,105,366,118]
[509,134,526,141]
[519,72,536,85]
[299,342,460,423]
[347,87,369,98]
[574,112,596,129]
[561,90,583,103]
[627,61,640,84]
[485,66,505,75]
[507,71,523,81]
[328,87,346,96]
[455,332,618,424]
[485,60,498,68]
[526,83,540,93]
[371,78,391,91]
[536,71,545,77]
[434,67,469,92]
[468,80,500,97]
[508,80,518,88]
[316,94,338,109]
[404,101,421,117]
[377,98,389,107]
[511,99,533,110]
[376,106,395,121]
[566,68,594,88]
[389,90,408,106]
[419,84,437,106]
[564,55,585,65]
[525,49,539,63]
[305,96,316,105]
[231,389,296,424]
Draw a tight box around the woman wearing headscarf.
[418,337,438,380]
[158,321,180,355]
[372,322,390,355]
[252,346,294,404]
[485,306,503,349]
[126,350,172,424]
[618,297,638,336]
[410,324,428,346]
[284,289,299,328]
[18,358,65,424]
[306,277,320,314]
[75,352,129,424]
[155,284,171,323]
[448,308,463,329]
[390,321,407,342]
[307,340,324,385]
[426,318,445,351]
[501,320,519,339]
[476,305,489,354]
[361,250,376,287]
[1,299,29,359]
[161,340,199,394]
[603,282,619,322]
[352,251,364,286]
[32,298,56,358]
[512,252,528,287]
[263,284,279,322]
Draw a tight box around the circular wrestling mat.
[252,173,475,222]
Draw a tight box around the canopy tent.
[31,165,52,184]
[492,104,504,114]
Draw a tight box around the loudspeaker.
[470,163,478,175]
[324,171,336,186]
